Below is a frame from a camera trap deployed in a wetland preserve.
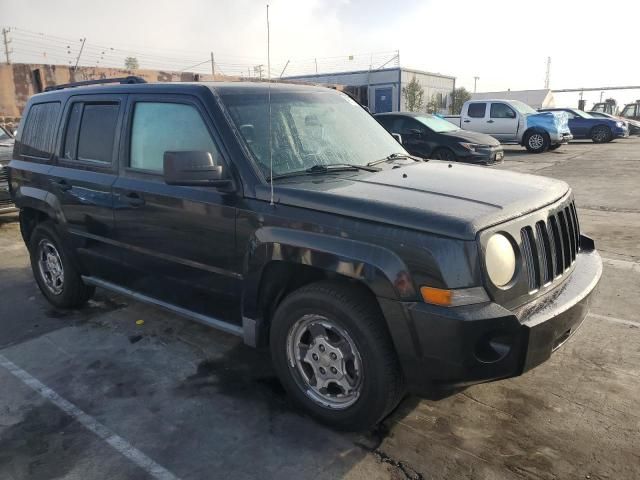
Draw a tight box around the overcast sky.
[2,0,639,107]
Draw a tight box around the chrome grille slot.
[0,166,7,183]
[535,220,553,285]
[521,226,539,291]
[548,215,563,276]
[557,209,571,269]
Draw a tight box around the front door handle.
[463,119,471,123]
[51,179,72,191]
[487,120,494,123]
[123,191,145,207]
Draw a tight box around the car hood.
[263,162,569,240]
[440,129,501,146]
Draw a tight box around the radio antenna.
[267,4,274,206]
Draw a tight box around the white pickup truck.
[445,100,572,153]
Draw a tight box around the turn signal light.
[420,286,452,306]
[420,286,490,307]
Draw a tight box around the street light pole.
[473,76,479,93]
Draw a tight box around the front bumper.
[457,146,504,165]
[381,242,602,395]
[550,132,573,144]
[0,179,15,214]
[614,127,629,138]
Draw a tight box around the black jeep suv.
[9,78,602,430]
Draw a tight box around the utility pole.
[314,58,318,73]
[74,38,86,70]
[254,64,264,79]
[2,28,11,64]
[473,76,479,93]
[544,56,551,89]
[210,52,215,77]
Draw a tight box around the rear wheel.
[431,148,457,161]
[29,222,94,308]
[524,131,550,153]
[591,125,612,143]
[270,281,404,431]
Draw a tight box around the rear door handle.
[487,120,494,123]
[123,191,145,207]
[51,179,72,191]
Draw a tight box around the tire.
[28,221,95,308]
[548,144,562,151]
[431,147,457,161]
[591,125,612,143]
[524,130,550,153]
[270,281,404,431]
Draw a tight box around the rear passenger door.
[112,94,240,324]
[48,94,125,275]
[462,102,487,134]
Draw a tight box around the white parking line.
[589,312,640,328]
[602,256,640,274]
[0,353,181,480]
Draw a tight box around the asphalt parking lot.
[1,137,639,480]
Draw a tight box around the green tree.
[402,76,424,112]
[451,87,472,114]
[425,93,441,114]
[124,57,139,70]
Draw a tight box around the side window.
[621,105,636,118]
[467,103,486,118]
[130,102,219,173]
[63,102,120,163]
[399,119,425,135]
[20,102,60,159]
[490,103,516,119]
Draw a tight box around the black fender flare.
[241,226,417,345]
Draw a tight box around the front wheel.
[591,125,612,143]
[431,147,457,161]
[524,131,550,153]
[270,281,404,431]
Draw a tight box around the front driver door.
[398,118,432,158]
[112,95,241,325]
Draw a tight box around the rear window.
[77,104,119,163]
[20,102,60,159]
[467,103,486,118]
[62,102,120,164]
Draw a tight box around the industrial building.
[285,67,456,114]
[471,89,556,109]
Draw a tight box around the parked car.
[620,101,640,122]
[588,111,640,136]
[375,112,504,164]
[10,78,602,430]
[445,100,573,153]
[0,126,16,214]
[539,108,628,142]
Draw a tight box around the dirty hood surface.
[267,161,569,240]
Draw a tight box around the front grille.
[520,199,580,292]
[0,166,7,183]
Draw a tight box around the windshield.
[509,100,537,115]
[219,89,406,178]
[621,104,637,118]
[0,127,11,141]
[414,115,459,133]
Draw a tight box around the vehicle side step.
[81,276,243,337]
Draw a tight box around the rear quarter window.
[20,102,61,159]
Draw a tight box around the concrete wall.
[0,63,237,117]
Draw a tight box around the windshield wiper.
[270,163,380,181]
[367,152,420,167]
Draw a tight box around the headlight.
[616,121,624,128]
[485,233,516,287]
[460,142,480,152]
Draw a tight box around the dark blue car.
[539,108,628,143]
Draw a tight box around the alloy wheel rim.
[529,134,544,149]
[594,128,606,142]
[286,314,363,409]
[37,239,64,295]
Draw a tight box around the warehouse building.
[285,67,456,114]
[471,89,556,109]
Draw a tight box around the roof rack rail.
[44,76,147,92]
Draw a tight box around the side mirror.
[409,128,423,136]
[163,151,232,188]
[391,133,403,144]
